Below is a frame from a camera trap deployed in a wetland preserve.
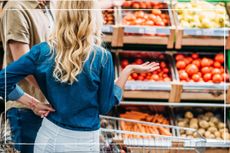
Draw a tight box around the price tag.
[195,29,202,35]
[102,25,111,33]
[202,29,215,36]
[145,27,156,34]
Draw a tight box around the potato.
[209,134,215,139]
[199,120,209,129]
[204,131,211,138]
[221,132,230,140]
[209,122,215,128]
[219,128,229,133]
[205,112,214,118]
[180,129,185,134]
[198,129,205,136]
[214,131,221,138]
[186,130,193,135]
[190,119,198,129]
[181,134,186,138]
[209,117,219,124]
[202,115,210,122]
[218,122,225,129]
[178,121,186,127]
[193,132,199,138]
[208,127,217,133]
[185,111,194,119]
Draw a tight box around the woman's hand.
[29,101,55,118]
[127,62,160,73]
[115,62,159,89]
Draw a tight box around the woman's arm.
[115,62,160,89]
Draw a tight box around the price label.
[102,26,111,33]
[145,27,156,34]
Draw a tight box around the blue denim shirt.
[0,42,122,131]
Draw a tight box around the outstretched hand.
[129,62,160,73]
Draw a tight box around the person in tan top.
[0,0,53,152]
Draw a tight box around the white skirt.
[34,118,100,153]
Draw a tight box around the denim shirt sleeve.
[98,51,122,115]
[0,45,39,101]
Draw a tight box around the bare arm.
[115,62,160,89]
[8,41,39,88]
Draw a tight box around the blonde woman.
[0,1,159,152]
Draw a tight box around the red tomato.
[145,20,154,26]
[140,73,147,77]
[164,77,171,82]
[176,54,185,61]
[140,2,147,9]
[197,72,202,77]
[155,21,165,26]
[179,71,189,81]
[132,2,140,9]
[186,57,193,64]
[191,53,199,59]
[151,74,160,81]
[213,61,222,68]
[220,67,224,73]
[124,13,136,21]
[160,61,167,68]
[163,73,169,78]
[222,73,229,81]
[192,60,201,68]
[212,74,222,83]
[138,75,144,81]
[131,73,138,80]
[135,58,143,65]
[122,1,132,8]
[176,60,186,69]
[185,64,199,76]
[121,59,129,68]
[201,67,211,74]
[192,74,200,82]
[163,68,169,73]
[215,53,224,64]
[212,68,221,75]
[128,76,133,80]
[209,59,214,66]
[203,73,212,82]
[151,9,161,15]
[201,58,211,67]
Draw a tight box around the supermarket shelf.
[120,101,230,107]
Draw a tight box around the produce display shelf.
[173,1,230,49]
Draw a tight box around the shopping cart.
[100,115,206,153]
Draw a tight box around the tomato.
[146,2,152,9]
[215,53,224,64]
[192,74,200,82]
[128,76,133,80]
[212,68,221,75]
[192,60,201,68]
[179,71,189,81]
[222,73,229,81]
[220,67,224,73]
[197,72,202,77]
[163,73,169,78]
[201,58,211,67]
[121,59,129,68]
[138,75,144,81]
[212,74,222,83]
[140,73,147,77]
[201,67,211,74]
[135,58,143,65]
[122,1,132,8]
[203,73,212,82]
[131,73,138,80]
[213,61,222,68]
[132,2,140,9]
[160,61,167,68]
[186,57,193,64]
[176,60,186,69]
[151,74,159,81]
[151,9,161,15]
[164,77,171,82]
[191,53,199,59]
[155,21,165,26]
[176,54,185,61]
[163,68,169,73]
[140,2,147,9]
[135,11,145,18]
[209,59,214,66]
[185,64,199,76]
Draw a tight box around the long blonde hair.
[49,0,103,84]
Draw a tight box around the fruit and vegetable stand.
[101,0,230,153]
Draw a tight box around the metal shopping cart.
[100,115,206,153]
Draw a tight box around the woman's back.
[26,42,121,131]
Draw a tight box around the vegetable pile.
[177,111,230,140]
[120,111,172,138]
[176,53,229,83]
[103,8,114,25]
[121,56,171,82]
